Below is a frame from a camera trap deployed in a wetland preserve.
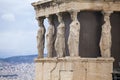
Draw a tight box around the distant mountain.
[0,58,5,63]
[0,55,37,64]
[0,54,47,64]
[0,58,4,61]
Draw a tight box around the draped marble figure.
[100,11,112,58]
[54,13,65,57]
[37,18,45,58]
[46,16,55,57]
[68,11,80,57]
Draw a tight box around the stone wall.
[35,57,114,80]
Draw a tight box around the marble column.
[54,13,66,58]
[46,15,55,58]
[36,17,45,58]
[68,10,80,57]
[100,11,113,58]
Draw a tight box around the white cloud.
[1,13,15,22]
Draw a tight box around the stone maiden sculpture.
[68,10,80,57]
[36,17,45,58]
[100,11,112,58]
[46,15,55,58]
[54,13,66,58]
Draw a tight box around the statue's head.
[102,11,113,23]
[104,15,109,22]
[70,10,78,21]
[37,17,45,27]
[47,15,53,25]
[57,13,63,23]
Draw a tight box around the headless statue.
[54,13,65,57]
[37,18,45,58]
[46,16,55,58]
[100,12,112,58]
[68,11,80,57]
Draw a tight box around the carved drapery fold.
[46,15,55,58]
[68,10,80,57]
[36,17,46,58]
[54,13,66,57]
[100,11,113,58]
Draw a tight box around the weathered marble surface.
[35,57,114,80]
[46,16,55,58]
[54,13,66,57]
[68,11,80,57]
[100,11,113,58]
[36,18,45,58]
[32,1,120,18]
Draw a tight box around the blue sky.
[0,0,48,58]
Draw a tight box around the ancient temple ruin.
[32,0,120,80]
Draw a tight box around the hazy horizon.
[0,53,38,58]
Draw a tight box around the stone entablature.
[32,0,120,17]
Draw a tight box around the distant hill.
[0,54,48,64]
[0,55,37,64]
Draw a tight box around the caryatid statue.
[36,17,45,58]
[54,13,66,58]
[100,11,113,58]
[68,10,80,57]
[46,15,55,58]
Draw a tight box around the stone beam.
[32,1,120,18]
